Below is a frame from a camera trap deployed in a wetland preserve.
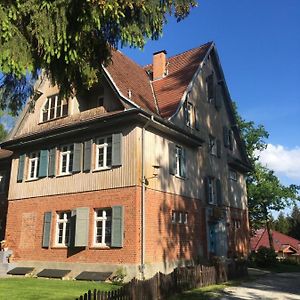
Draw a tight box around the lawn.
[0,277,120,300]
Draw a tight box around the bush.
[255,246,277,267]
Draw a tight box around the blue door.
[208,224,217,254]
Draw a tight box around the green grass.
[167,282,238,300]
[265,263,300,273]
[0,277,120,300]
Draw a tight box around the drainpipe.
[140,116,153,279]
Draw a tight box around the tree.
[0,110,7,141]
[274,212,290,234]
[288,205,300,240]
[0,0,197,114]
[233,103,300,248]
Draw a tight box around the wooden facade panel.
[8,129,138,200]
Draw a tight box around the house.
[0,42,251,279]
[250,228,300,259]
[0,149,12,242]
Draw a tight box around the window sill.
[90,245,110,250]
[51,245,68,249]
[38,115,68,125]
[25,177,39,182]
[92,167,112,173]
[174,175,186,180]
[56,173,72,178]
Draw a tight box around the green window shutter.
[75,207,89,247]
[38,150,49,178]
[42,211,52,248]
[112,133,122,166]
[48,148,56,177]
[223,126,229,148]
[111,206,124,248]
[217,139,221,158]
[229,129,234,151]
[195,107,200,130]
[168,143,176,175]
[72,143,82,173]
[83,140,92,172]
[181,148,186,178]
[17,154,25,182]
[204,177,210,204]
[216,179,222,206]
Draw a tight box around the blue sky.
[122,0,300,190]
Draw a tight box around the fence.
[76,263,235,300]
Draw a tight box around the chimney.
[153,50,167,80]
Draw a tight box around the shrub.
[255,246,277,267]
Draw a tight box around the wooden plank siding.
[8,128,138,200]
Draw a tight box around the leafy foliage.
[254,246,277,268]
[0,110,7,141]
[0,0,197,114]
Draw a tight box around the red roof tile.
[250,228,300,254]
[105,50,157,114]
[150,42,212,118]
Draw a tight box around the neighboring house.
[0,149,12,241]
[1,41,251,279]
[250,228,300,259]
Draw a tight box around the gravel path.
[221,272,300,300]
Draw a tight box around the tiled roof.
[106,42,212,118]
[250,228,300,254]
[105,50,157,114]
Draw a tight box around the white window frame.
[56,211,71,246]
[171,211,177,224]
[28,152,39,180]
[184,212,188,224]
[229,169,238,181]
[185,102,194,127]
[175,146,184,177]
[94,208,112,247]
[41,94,68,122]
[0,171,5,193]
[59,144,73,175]
[208,177,217,205]
[95,136,112,170]
[209,136,217,156]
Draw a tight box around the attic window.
[42,94,68,122]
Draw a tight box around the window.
[184,212,188,224]
[209,136,217,156]
[171,211,177,223]
[56,211,71,246]
[207,177,217,205]
[229,169,238,181]
[178,212,183,224]
[95,136,112,170]
[0,172,6,193]
[223,126,233,150]
[232,218,241,230]
[28,152,39,180]
[206,73,214,103]
[42,94,68,122]
[60,145,74,175]
[94,208,112,246]
[175,146,185,177]
[185,102,194,127]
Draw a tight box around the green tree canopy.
[0,0,197,114]
[274,212,290,234]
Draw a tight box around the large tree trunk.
[265,216,274,250]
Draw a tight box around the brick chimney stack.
[152,50,167,80]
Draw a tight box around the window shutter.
[48,148,56,177]
[42,212,52,248]
[204,177,210,204]
[17,154,25,182]
[216,179,223,206]
[215,95,222,111]
[217,140,221,158]
[168,143,176,175]
[229,129,234,151]
[75,207,89,247]
[195,108,200,130]
[38,150,49,178]
[69,210,76,248]
[72,143,82,173]
[223,126,229,148]
[181,148,186,178]
[83,140,92,172]
[112,133,122,166]
[111,206,124,248]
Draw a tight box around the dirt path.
[221,272,300,300]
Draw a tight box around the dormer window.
[42,94,68,122]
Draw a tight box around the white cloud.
[258,144,300,181]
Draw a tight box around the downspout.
[140,116,153,279]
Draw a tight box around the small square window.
[229,169,238,181]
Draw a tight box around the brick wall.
[5,186,141,264]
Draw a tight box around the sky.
[1,0,299,214]
[121,0,300,196]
